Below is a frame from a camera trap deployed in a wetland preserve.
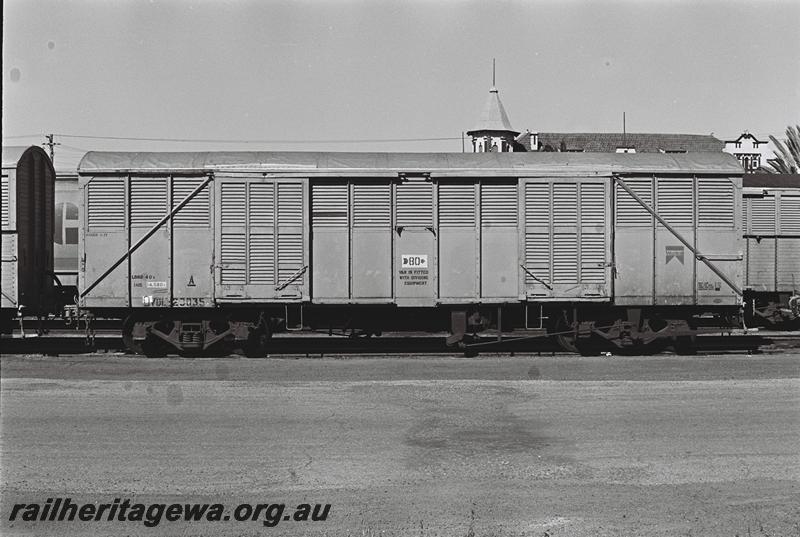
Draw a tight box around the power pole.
[622,112,627,150]
[43,134,60,165]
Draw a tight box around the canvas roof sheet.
[79,150,743,177]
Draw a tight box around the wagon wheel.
[672,335,697,356]
[142,320,175,358]
[243,331,271,358]
[141,336,168,358]
[555,319,579,354]
[122,315,143,355]
[604,316,670,356]
[554,312,603,356]
[124,317,171,357]
[553,313,596,355]
[243,315,272,358]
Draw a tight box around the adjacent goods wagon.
[54,170,80,289]
[742,174,800,327]
[76,151,743,355]
[1,146,55,327]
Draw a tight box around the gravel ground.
[1,352,799,536]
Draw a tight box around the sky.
[3,0,799,170]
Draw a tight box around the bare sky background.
[3,0,799,170]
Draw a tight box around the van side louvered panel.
[173,178,210,227]
[249,183,275,227]
[130,178,167,226]
[1,234,15,296]
[580,233,605,283]
[439,183,475,227]
[249,233,275,284]
[87,179,125,228]
[777,238,800,288]
[742,197,748,228]
[746,238,775,287]
[312,182,348,227]
[698,179,734,227]
[580,183,605,228]
[220,183,246,226]
[396,181,433,227]
[524,234,550,284]
[277,183,303,226]
[220,232,246,284]
[353,183,391,227]
[616,179,652,226]
[1,175,9,227]
[277,234,303,283]
[481,182,517,226]
[553,234,578,283]
[552,184,577,227]
[779,195,800,234]
[525,182,550,227]
[749,196,775,235]
[656,178,693,227]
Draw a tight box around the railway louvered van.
[742,174,800,327]
[76,151,744,356]
[1,146,56,330]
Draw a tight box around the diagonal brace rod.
[613,175,742,297]
[275,265,308,291]
[520,264,553,290]
[81,175,214,298]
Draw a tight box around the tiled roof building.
[465,79,724,155]
[515,132,724,153]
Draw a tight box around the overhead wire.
[52,133,462,144]
[1,134,43,140]
[59,144,91,153]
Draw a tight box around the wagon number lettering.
[171,297,207,307]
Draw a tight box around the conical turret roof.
[467,86,518,135]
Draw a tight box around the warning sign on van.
[401,254,428,268]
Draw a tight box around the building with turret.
[466,84,519,153]
[466,77,724,155]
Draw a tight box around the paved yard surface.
[2,352,799,536]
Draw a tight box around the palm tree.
[764,124,800,173]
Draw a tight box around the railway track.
[2,329,797,357]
